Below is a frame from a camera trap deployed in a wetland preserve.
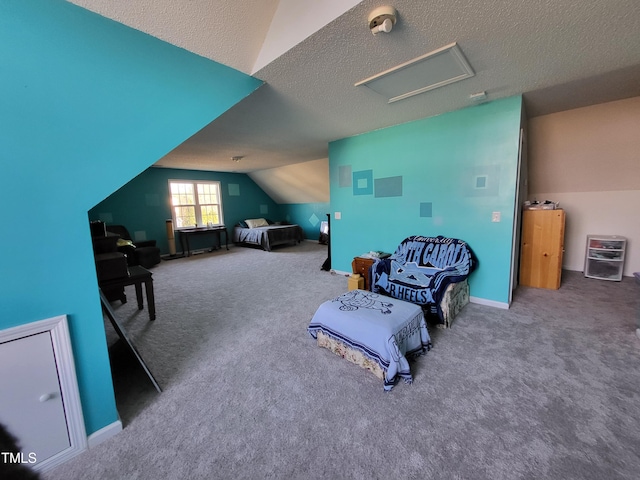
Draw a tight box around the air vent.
[355,43,475,103]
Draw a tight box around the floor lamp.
[165,219,181,259]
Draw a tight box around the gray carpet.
[45,241,640,480]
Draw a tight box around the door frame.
[0,315,87,472]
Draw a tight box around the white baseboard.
[87,419,123,449]
[330,269,351,277]
[470,296,509,310]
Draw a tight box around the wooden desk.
[178,226,229,256]
[99,265,155,321]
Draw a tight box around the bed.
[233,218,303,251]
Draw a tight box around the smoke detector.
[368,6,397,35]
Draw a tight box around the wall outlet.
[492,211,501,222]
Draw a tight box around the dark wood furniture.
[99,265,156,321]
[178,226,229,256]
[321,214,331,271]
[92,231,119,255]
[92,228,128,302]
[95,252,129,303]
[232,224,303,251]
[352,256,375,291]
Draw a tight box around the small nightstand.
[352,257,375,291]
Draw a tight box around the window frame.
[168,179,224,230]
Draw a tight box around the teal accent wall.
[280,203,331,241]
[0,0,262,435]
[329,97,523,304]
[89,167,282,252]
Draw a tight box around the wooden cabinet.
[519,209,565,289]
[352,257,375,291]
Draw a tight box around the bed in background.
[233,218,303,251]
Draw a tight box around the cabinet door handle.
[39,393,56,402]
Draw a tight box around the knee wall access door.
[0,315,87,472]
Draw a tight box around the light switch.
[335,212,341,220]
[492,212,501,222]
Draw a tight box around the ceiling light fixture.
[368,6,397,35]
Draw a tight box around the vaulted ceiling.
[70,0,640,173]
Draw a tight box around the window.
[169,180,223,229]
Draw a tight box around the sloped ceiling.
[69,0,280,74]
[70,0,640,178]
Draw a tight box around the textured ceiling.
[69,0,280,73]
[70,0,640,173]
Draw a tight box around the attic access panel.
[355,43,475,103]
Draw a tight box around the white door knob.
[39,393,55,402]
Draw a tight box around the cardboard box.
[348,274,365,291]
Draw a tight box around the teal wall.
[0,0,261,435]
[281,203,331,240]
[89,167,282,253]
[329,96,523,304]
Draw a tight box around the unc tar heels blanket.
[308,290,431,391]
[371,236,476,322]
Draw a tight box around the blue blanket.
[371,236,476,322]
[308,290,431,390]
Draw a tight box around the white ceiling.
[71,0,640,174]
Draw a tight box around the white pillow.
[245,218,269,228]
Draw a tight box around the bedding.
[233,223,303,251]
[308,290,431,390]
[245,218,269,228]
[371,235,476,325]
